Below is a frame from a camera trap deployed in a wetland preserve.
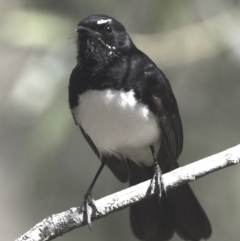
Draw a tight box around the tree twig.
[16,144,240,241]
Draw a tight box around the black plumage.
[69,14,211,241]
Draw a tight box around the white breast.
[73,89,161,166]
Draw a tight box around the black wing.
[126,51,183,171]
[69,66,129,183]
[145,62,183,171]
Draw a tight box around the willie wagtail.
[69,14,211,241]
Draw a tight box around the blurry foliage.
[0,0,240,241]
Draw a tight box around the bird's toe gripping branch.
[149,162,164,203]
[81,188,99,229]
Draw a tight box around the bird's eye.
[104,25,113,34]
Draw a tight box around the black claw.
[149,146,164,203]
[81,188,99,229]
[155,163,163,201]
[149,162,164,203]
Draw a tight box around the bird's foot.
[80,188,99,229]
[149,162,164,203]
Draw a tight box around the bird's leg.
[81,158,106,229]
[149,145,163,203]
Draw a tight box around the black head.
[76,15,134,64]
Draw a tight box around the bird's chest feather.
[73,89,161,165]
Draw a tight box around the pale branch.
[16,144,240,241]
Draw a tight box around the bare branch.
[16,144,240,241]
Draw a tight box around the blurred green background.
[1,1,240,241]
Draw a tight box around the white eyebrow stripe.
[97,19,111,25]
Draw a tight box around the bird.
[68,14,211,241]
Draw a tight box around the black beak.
[75,26,90,34]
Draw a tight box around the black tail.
[129,162,211,241]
